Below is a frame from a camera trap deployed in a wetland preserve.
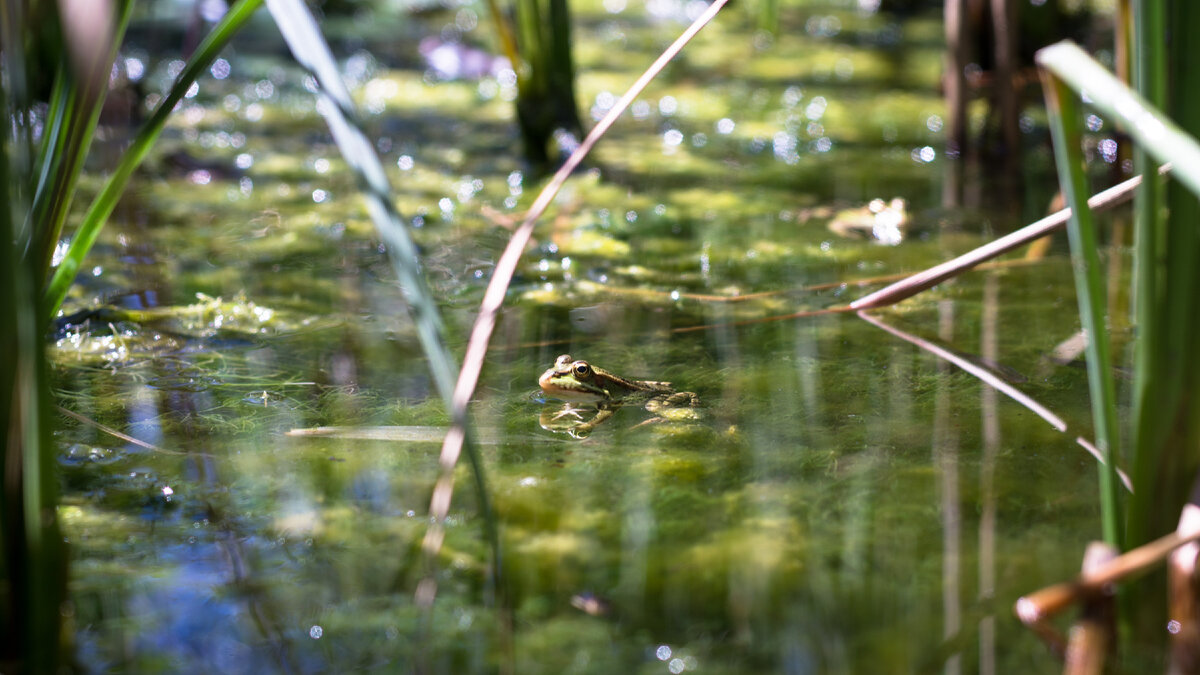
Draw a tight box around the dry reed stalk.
[1018,527,1200,625]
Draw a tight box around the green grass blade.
[515,0,545,94]
[757,0,779,35]
[1038,66,1124,549]
[1126,2,1200,558]
[263,0,499,603]
[27,70,71,258]
[29,1,134,277]
[1037,41,1200,196]
[1130,2,1165,518]
[264,0,459,405]
[481,0,520,70]
[43,0,265,317]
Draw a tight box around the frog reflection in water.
[538,354,699,437]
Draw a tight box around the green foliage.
[43,0,267,317]
[27,0,132,281]
[1037,10,1200,653]
[1038,38,1200,545]
[1127,1,1200,554]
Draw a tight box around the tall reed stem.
[1038,63,1124,548]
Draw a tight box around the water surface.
[55,0,1120,672]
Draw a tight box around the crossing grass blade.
[1037,42,1200,194]
[263,0,501,613]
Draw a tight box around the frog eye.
[573,362,591,378]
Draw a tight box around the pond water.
[53,0,1127,672]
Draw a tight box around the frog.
[537,354,699,438]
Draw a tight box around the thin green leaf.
[43,0,266,317]
[27,72,70,258]
[481,0,520,69]
[1039,65,1124,548]
[1130,2,1165,513]
[30,1,133,276]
